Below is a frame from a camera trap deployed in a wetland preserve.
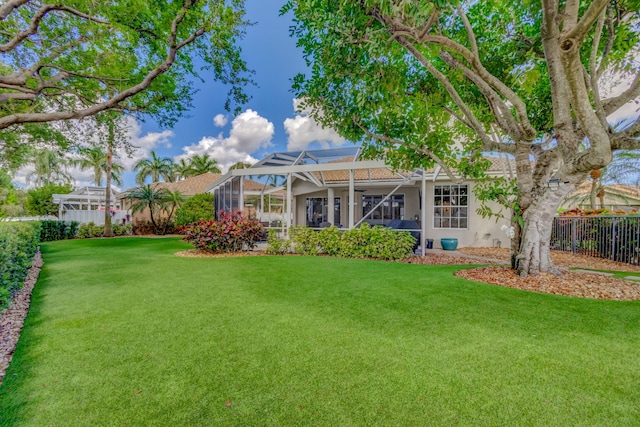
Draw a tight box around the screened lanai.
[52,186,129,225]
[207,147,432,249]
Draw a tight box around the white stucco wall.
[291,178,511,249]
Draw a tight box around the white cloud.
[14,116,174,189]
[178,109,273,171]
[118,117,174,171]
[284,98,346,151]
[213,114,228,127]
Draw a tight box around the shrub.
[338,224,415,260]
[181,211,265,253]
[133,218,175,235]
[111,223,133,236]
[40,220,79,241]
[288,224,415,260]
[174,193,215,227]
[0,222,40,310]
[289,226,319,255]
[78,222,104,238]
[265,229,290,255]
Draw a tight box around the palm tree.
[127,185,170,232]
[188,154,221,175]
[162,190,187,222]
[26,148,73,186]
[134,151,175,185]
[128,185,186,234]
[172,158,194,180]
[229,161,252,171]
[74,146,124,186]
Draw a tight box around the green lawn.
[1,237,639,426]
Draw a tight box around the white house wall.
[292,178,511,249]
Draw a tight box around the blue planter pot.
[440,238,458,251]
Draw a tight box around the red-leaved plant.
[180,211,265,253]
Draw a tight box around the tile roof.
[123,173,275,197]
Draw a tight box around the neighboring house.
[119,172,283,225]
[559,181,640,212]
[53,186,128,225]
[207,147,512,250]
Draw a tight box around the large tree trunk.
[514,180,580,277]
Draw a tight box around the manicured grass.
[1,237,639,426]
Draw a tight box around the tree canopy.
[285,0,640,275]
[0,0,252,132]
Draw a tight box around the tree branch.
[393,35,496,149]
[374,10,537,140]
[611,117,640,150]
[0,4,109,53]
[440,51,525,141]
[0,0,30,20]
[354,119,462,182]
[604,72,640,116]
[0,2,207,130]
[562,0,609,45]
[456,4,478,56]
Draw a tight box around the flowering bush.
[180,211,265,253]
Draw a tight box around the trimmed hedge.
[284,224,416,260]
[77,222,133,238]
[40,220,79,241]
[0,222,41,310]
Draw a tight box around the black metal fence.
[551,216,640,265]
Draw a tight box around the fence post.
[611,217,617,261]
[571,217,577,254]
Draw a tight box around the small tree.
[25,183,73,216]
[174,193,215,227]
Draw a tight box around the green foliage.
[181,211,265,253]
[317,226,343,256]
[1,1,252,132]
[288,224,415,260]
[174,193,215,227]
[134,151,175,185]
[128,184,184,234]
[265,229,291,255]
[289,226,319,255]
[0,169,26,217]
[0,222,40,310]
[338,224,415,260]
[111,223,133,237]
[40,220,79,241]
[77,222,105,239]
[76,222,130,239]
[133,219,174,236]
[25,183,73,216]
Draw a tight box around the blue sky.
[113,1,347,189]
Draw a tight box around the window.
[362,194,404,225]
[434,185,468,228]
[306,197,326,227]
[306,197,341,227]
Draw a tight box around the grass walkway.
[1,237,639,426]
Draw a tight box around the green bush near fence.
[284,224,415,260]
[0,222,40,310]
[77,222,132,239]
[40,220,79,241]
